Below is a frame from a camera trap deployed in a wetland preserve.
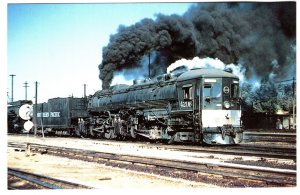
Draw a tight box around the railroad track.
[164,144,296,161]
[8,142,296,187]
[8,139,296,164]
[8,133,296,161]
[8,130,297,144]
[8,168,93,189]
[243,131,296,143]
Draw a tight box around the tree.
[240,78,293,114]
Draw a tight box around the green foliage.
[241,79,294,114]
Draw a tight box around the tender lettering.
[43,112,49,117]
[37,112,60,118]
[50,112,60,117]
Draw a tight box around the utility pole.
[292,77,296,130]
[84,84,86,98]
[7,89,9,103]
[148,52,151,79]
[9,74,16,102]
[23,81,29,100]
[34,81,38,136]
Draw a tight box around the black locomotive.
[88,68,243,145]
[10,68,243,145]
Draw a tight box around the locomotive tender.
[35,97,88,135]
[88,68,243,145]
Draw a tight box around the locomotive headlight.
[224,101,231,109]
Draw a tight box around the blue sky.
[7,3,194,103]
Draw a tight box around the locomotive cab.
[176,68,243,145]
[201,77,243,144]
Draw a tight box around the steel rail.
[164,145,296,160]
[8,132,296,153]
[21,144,296,186]
[9,140,296,161]
[8,168,93,189]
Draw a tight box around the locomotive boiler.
[87,68,243,145]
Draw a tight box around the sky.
[6,2,194,103]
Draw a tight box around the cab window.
[203,83,222,100]
[203,84,211,98]
[183,86,192,100]
[231,83,239,98]
[212,83,222,99]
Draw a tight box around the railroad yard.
[7,129,297,189]
[6,2,297,193]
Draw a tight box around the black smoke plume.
[99,2,296,89]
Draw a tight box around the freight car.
[87,68,243,145]
[35,97,88,136]
[7,100,33,133]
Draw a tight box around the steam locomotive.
[29,68,243,145]
[8,68,243,145]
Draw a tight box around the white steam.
[167,57,246,83]
[111,74,133,86]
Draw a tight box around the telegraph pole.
[84,84,86,98]
[34,81,38,136]
[148,52,151,79]
[23,81,29,100]
[9,74,16,102]
[292,77,296,130]
[7,89,9,103]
